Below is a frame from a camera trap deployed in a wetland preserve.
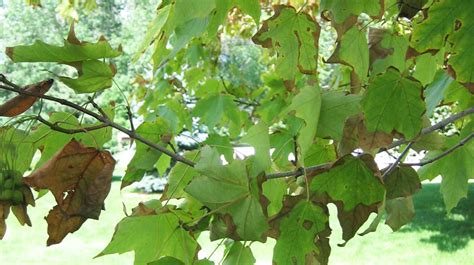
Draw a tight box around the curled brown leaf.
[0,79,53,117]
[24,140,115,245]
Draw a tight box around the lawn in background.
[1,182,473,265]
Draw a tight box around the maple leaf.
[253,5,320,80]
[0,79,53,117]
[24,140,115,245]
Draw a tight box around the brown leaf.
[0,203,10,239]
[11,204,32,226]
[0,79,53,117]
[335,202,378,246]
[24,140,115,245]
[339,114,393,155]
[369,28,392,65]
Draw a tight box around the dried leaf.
[339,114,393,155]
[0,203,10,239]
[0,79,53,117]
[335,202,378,246]
[24,140,115,245]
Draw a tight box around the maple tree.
[0,0,473,264]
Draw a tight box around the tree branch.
[0,76,196,167]
[267,108,473,179]
[381,141,414,179]
[36,115,109,134]
[402,133,474,167]
[1,76,472,179]
[387,106,474,149]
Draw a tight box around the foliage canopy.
[0,0,473,264]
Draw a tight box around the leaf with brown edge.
[24,140,115,245]
[252,5,320,80]
[0,79,53,117]
[384,166,421,200]
[335,201,379,246]
[339,114,393,155]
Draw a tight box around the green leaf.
[6,27,121,93]
[270,129,295,169]
[384,166,421,200]
[162,150,199,200]
[122,120,170,188]
[240,122,271,176]
[424,71,453,116]
[385,196,415,231]
[223,241,256,265]
[369,28,409,75]
[273,201,328,265]
[361,68,425,139]
[253,5,320,80]
[262,179,287,217]
[192,94,240,131]
[303,139,336,166]
[311,155,385,211]
[288,86,322,158]
[327,26,369,81]
[316,91,361,141]
[411,0,474,86]
[413,51,443,86]
[208,0,260,35]
[185,147,268,241]
[148,256,184,265]
[204,134,234,163]
[236,0,261,25]
[320,0,384,24]
[173,0,215,27]
[134,4,172,61]
[99,214,198,265]
[31,112,113,168]
[59,60,116,93]
[6,34,121,63]
[0,127,35,174]
[418,133,474,212]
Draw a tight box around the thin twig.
[402,133,474,167]
[36,115,109,134]
[0,77,196,167]
[1,76,472,179]
[88,96,110,119]
[388,106,474,149]
[382,141,414,179]
[219,75,260,107]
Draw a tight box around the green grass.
[1,183,473,265]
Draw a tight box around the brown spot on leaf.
[303,220,313,230]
